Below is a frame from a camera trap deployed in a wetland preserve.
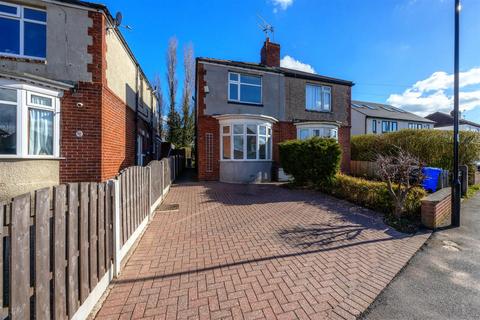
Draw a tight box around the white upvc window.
[221,122,272,161]
[0,1,47,59]
[305,84,331,112]
[228,72,262,104]
[296,123,338,140]
[0,80,60,158]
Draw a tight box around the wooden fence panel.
[54,185,67,320]
[35,188,51,320]
[67,183,80,317]
[89,183,98,289]
[79,183,90,303]
[350,160,379,179]
[98,183,106,278]
[10,194,30,319]
[0,202,5,318]
[121,172,127,246]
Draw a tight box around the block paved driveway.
[95,181,430,320]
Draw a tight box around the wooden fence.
[0,155,184,320]
[350,160,379,179]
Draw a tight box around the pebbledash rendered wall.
[196,60,352,182]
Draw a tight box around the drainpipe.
[135,65,139,165]
[194,59,199,172]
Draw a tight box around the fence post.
[147,166,152,217]
[112,179,121,277]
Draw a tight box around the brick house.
[195,38,353,183]
[0,0,160,200]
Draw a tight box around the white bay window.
[0,80,60,158]
[296,122,339,141]
[221,121,272,161]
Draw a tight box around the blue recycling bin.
[422,167,443,192]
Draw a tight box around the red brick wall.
[60,83,102,182]
[60,11,143,183]
[101,87,136,181]
[196,63,220,180]
[260,38,280,67]
[197,116,220,180]
[421,189,451,229]
[272,121,296,164]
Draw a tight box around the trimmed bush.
[351,130,480,183]
[321,174,426,218]
[279,137,341,186]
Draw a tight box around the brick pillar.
[197,116,220,180]
[338,126,351,174]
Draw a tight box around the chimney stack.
[260,38,280,67]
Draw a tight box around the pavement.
[94,180,430,320]
[361,192,480,320]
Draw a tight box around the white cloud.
[280,55,315,74]
[272,0,293,11]
[387,67,480,116]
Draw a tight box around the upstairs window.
[228,72,262,104]
[0,2,46,59]
[306,84,331,112]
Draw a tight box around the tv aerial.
[257,14,274,40]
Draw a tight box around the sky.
[101,0,480,123]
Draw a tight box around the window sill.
[304,109,332,113]
[0,156,64,160]
[220,159,272,162]
[0,55,47,64]
[228,101,263,107]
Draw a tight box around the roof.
[0,70,74,90]
[351,100,435,123]
[425,112,480,128]
[197,57,354,87]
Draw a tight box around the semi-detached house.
[0,0,160,200]
[196,38,353,183]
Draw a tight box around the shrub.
[321,174,426,218]
[279,137,341,186]
[351,130,480,183]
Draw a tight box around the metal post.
[451,0,461,227]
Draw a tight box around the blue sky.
[101,0,480,122]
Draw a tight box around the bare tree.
[154,74,164,140]
[180,43,195,147]
[166,37,181,145]
[376,149,424,218]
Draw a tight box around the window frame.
[305,83,332,112]
[372,119,377,133]
[0,1,47,60]
[382,120,398,133]
[220,121,273,162]
[295,123,339,141]
[0,79,60,159]
[227,72,263,105]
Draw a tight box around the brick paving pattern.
[95,182,430,320]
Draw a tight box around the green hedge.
[279,137,341,186]
[321,174,426,217]
[351,130,480,183]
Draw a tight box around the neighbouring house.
[0,0,161,200]
[426,111,480,132]
[195,38,353,183]
[351,100,434,135]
